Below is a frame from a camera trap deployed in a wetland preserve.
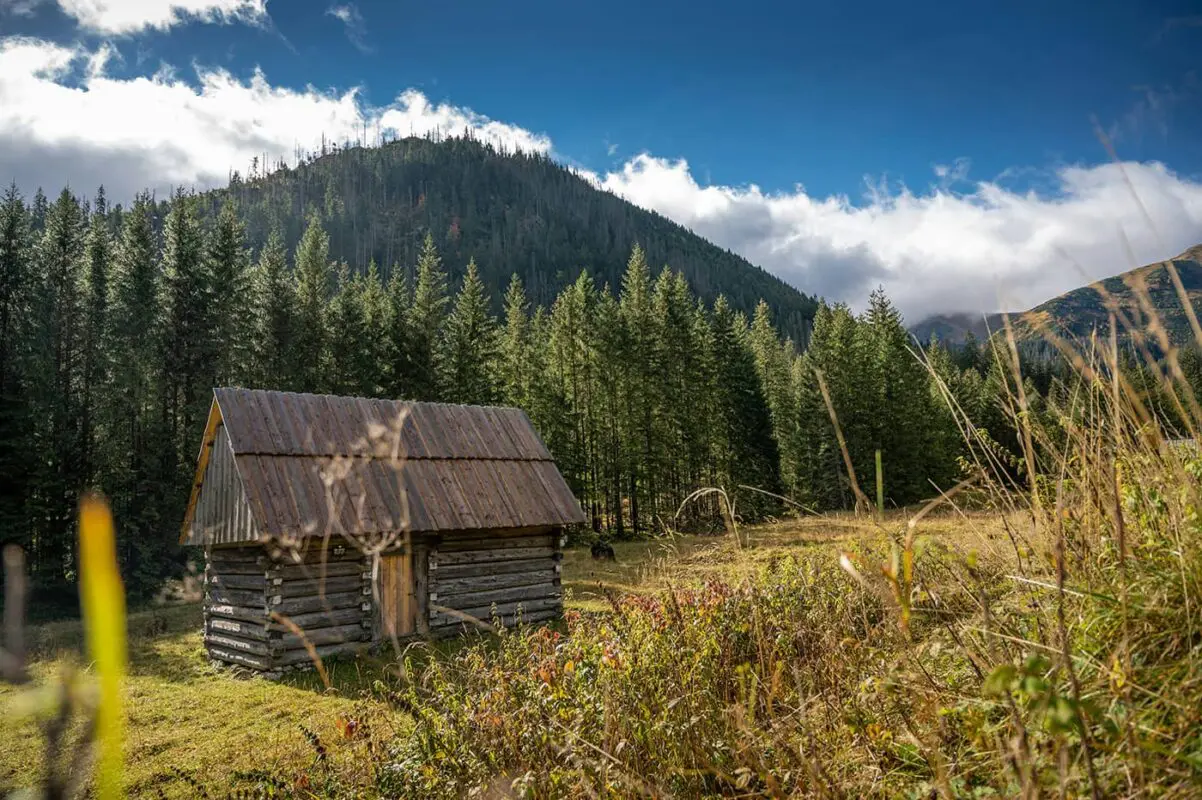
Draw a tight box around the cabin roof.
[181,388,585,545]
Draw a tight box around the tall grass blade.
[78,493,126,800]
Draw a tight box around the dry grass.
[2,514,928,798]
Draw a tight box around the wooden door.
[380,548,416,638]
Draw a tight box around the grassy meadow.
[2,512,1008,798]
[5,385,1202,798]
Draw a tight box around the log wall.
[426,527,563,635]
[204,539,372,673]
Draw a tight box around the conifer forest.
[1,139,1192,611]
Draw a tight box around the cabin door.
[380,546,417,638]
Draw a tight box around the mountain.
[1009,244,1202,345]
[910,312,1004,345]
[912,244,1202,348]
[192,136,818,342]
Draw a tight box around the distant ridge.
[911,243,1202,347]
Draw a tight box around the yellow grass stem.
[78,493,126,800]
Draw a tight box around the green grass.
[0,513,941,798]
[0,603,406,797]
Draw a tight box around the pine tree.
[359,260,390,397]
[385,264,413,398]
[0,185,34,557]
[107,193,172,596]
[443,258,498,405]
[160,189,212,481]
[327,263,370,396]
[749,300,797,491]
[408,233,450,400]
[618,245,661,533]
[249,230,297,390]
[28,188,87,590]
[709,295,782,515]
[498,274,531,408]
[80,187,111,487]
[653,269,708,515]
[293,215,333,392]
[207,200,253,385]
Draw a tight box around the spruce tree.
[249,230,297,390]
[327,263,370,396]
[498,274,531,408]
[709,295,782,515]
[80,187,110,487]
[0,185,34,558]
[443,258,498,405]
[29,188,87,591]
[359,260,390,397]
[293,215,333,392]
[160,189,212,480]
[385,264,413,398]
[207,201,253,385]
[617,245,660,532]
[107,193,172,595]
[408,233,450,401]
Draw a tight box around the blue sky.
[1,0,1201,317]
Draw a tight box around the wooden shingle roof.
[181,388,585,545]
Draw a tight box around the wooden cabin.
[181,388,586,674]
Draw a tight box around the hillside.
[909,311,1004,345]
[912,244,1202,348]
[195,136,818,342]
[1009,244,1202,345]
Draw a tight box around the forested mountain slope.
[912,244,1202,348]
[1009,244,1202,345]
[196,136,818,342]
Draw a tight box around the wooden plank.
[180,398,223,544]
[435,534,553,552]
[400,533,413,636]
[270,591,367,617]
[429,597,561,626]
[207,561,274,576]
[438,583,561,610]
[268,606,369,631]
[379,551,416,639]
[281,538,364,565]
[429,609,560,634]
[435,546,555,566]
[207,616,269,640]
[207,573,270,592]
[275,623,372,650]
[433,569,554,596]
[431,556,556,580]
[276,561,366,580]
[208,547,270,565]
[207,646,273,671]
[278,574,366,599]
[205,603,268,625]
[274,640,370,668]
[207,587,267,608]
[205,633,272,658]
[414,542,429,634]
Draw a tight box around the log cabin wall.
[426,526,564,636]
[204,540,373,673]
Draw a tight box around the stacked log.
[204,541,372,673]
[427,528,563,635]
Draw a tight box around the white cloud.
[326,3,370,53]
[587,154,1202,320]
[0,37,550,201]
[49,0,267,34]
[1,36,1200,320]
[376,90,552,155]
